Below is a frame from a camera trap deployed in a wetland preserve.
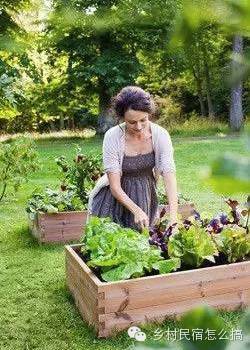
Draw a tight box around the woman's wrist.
[130,204,141,215]
[169,204,178,224]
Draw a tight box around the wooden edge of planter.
[65,244,250,338]
[65,244,103,287]
[65,244,104,333]
[38,211,88,216]
[28,211,88,243]
[65,244,250,289]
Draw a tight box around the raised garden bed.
[29,211,88,243]
[65,243,250,338]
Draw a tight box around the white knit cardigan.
[88,121,176,213]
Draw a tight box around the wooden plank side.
[99,274,250,313]
[68,275,98,328]
[66,259,99,297]
[40,211,87,219]
[40,212,87,226]
[99,290,248,334]
[66,268,97,317]
[65,244,103,334]
[41,223,84,228]
[100,260,250,298]
[62,231,83,239]
[42,235,63,242]
[38,211,87,241]
[65,245,103,288]
[42,221,85,227]
[65,244,250,339]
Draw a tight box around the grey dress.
[91,151,158,230]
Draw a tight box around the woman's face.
[124,109,149,135]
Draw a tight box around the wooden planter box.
[158,203,195,219]
[65,244,250,338]
[29,211,88,243]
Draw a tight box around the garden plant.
[55,146,103,208]
[79,197,250,282]
[25,146,102,243]
[0,137,39,202]
[0,0,250,347]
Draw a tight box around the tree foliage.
[0,0,249,133]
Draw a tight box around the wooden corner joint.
[98,307,105,315]
[114,297,131,320]
[99,321,106,331]
[98,292,105,300]
[198,281,206,297]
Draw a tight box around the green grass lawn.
[0,134,247,350]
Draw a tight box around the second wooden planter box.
[29,211,88,243]
[158,203,195,219]
[65,244,250,338]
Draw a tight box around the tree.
[171,0,250,128]
[230,35,244,131]
[48,0,178,133]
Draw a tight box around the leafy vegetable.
[26,187,84,219]
[168,224,218,268]
[81,216,180,282]
[185,197,249,234]
[213,226,250,263]
[152,258,181,274]
[149,221,176,253]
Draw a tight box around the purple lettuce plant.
[149,208,177,253]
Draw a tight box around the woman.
[88,86,178,230]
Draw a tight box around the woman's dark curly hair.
[112,86,156,121]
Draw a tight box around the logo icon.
[127,326,147,342]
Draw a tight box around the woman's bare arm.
[107,172,149,228]
[162,172,178,224]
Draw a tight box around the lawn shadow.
[14,225,65,253]
[48,282,131,346]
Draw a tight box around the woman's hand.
[133,207,149,229]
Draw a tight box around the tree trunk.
[96,34,116,134]
[230,35,243,131]
[67,52,75,130]
[59,115,65,130]
[204,60,215,118]
[97,79,115,134]
[200,32,215,119]
[192,67,206,117]
[49,120,56,131]
[68,117,75,130]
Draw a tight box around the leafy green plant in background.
[26,186,84,220]
[81,216,180,282]
[136,306,250,350]
[205,152,250,195]
[0,137,39,202]
[55,146,103,208]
